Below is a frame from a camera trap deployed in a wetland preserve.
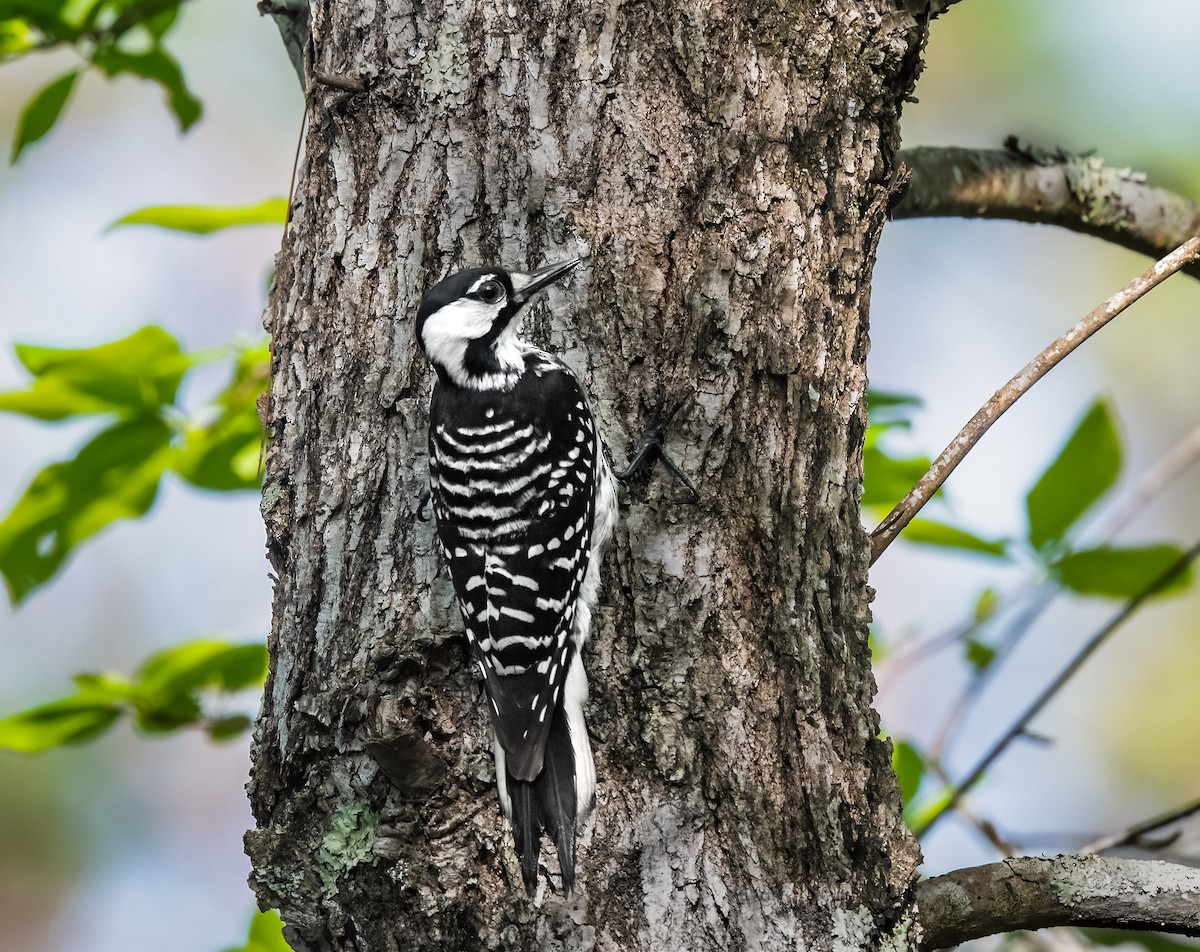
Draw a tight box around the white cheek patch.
[421,298,498,382]
[424,297,496,343]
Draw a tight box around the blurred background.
[0,1,1198,949]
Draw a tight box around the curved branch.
[870,235,1200,564]
[893,143,1200,280]
[916,854,1200,950]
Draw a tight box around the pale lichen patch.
[317,800,379,896]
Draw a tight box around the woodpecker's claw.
[417,488,433,522]
[616,390,700,502]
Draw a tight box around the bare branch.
[1083,796,1200,856]
[870,236,1200,564]
[913,538,1200,838]
[916,854,1200,950]
[894,144,1200,281]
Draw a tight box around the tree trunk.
[247,1,930,948]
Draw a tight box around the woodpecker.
[415,258,617,895]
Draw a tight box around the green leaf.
[112,197,289,235]
[0,1,81,44]
[136,641,268,697]
[0,696,121,753]
[900,518,1009,558]
[11,69,79,163]
[1026,400,1122,552]
[1053,545,1193,599]
[0,638,266,750]
[965,638,997,673]
[71,671,137,703]
[2,326,189,419]
[134,694,202,732]
[862,445,930,509]
[973,587,999,624]
[206,714,253,741]
[0,18,38,58]
[1080,928,1200,952]
[172,343,268,490]
[175,413,264,490]
[0,416,170,603]
[904,784,956,835]
[223,909,294,952]
[891,740,925,804]
[142,5,180,40]
[92,44,201,130]
[0,378,128,420]
[868,389,922,420]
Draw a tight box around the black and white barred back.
[416,260,617,894]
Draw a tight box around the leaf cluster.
[0,639,267,752]
[0,327,269,602]
[865,394,1191,597]
[1,0,199,161]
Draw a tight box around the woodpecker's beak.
[510,258,581,304]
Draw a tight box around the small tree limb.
[870,235,1200,564]
[915,854,1200,950]
[893,144,1200,281]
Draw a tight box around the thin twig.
[871,235,1200,565]
[1082,795,1200,856]
[913,537,1200,838]
[926,581,1057,763]
[1101,423,1200,539]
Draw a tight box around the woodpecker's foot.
[616,390,700,502]
[417,488,433,522]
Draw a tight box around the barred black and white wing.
[428,351,615,892]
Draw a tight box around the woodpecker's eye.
[476,280,504,304]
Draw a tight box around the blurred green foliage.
[0,639,267,752]
[0,328,268,603]
[865,393,1192,603]
[870,393,1195,854]
[1,0,199,161]
[112,198,290,234]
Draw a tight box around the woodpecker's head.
[416,258,580,388]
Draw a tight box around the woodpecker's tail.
[493,653,595,894]
[504,701,583,894]
[496,696,596,894]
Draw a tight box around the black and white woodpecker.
[415,258,618,895]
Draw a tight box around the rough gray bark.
[915,855,1200,950]
[247,1,930,949]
